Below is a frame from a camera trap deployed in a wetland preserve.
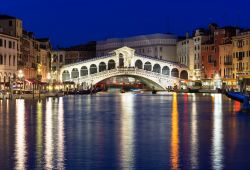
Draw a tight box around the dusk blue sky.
[1,0,250,47]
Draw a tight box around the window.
[13,55,15,66]
[9,55,11,66]
[59,55,63,62]
[0,39,2,47]
[4,55,6,65]
[8,41,12,48]
[13,42,15,49]
[160,47,162,52]
[4,40,6,47]
[9,20,13,26]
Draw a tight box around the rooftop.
[0,14,19,20]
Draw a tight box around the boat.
[225,91,250,111]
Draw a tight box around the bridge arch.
[71,68,79,78]
[171,68,179,78]
[162,66,170,76]
[108,59,116,70]
[81,66,88,76]
[144,61,152,71]
[135,59,143,69]
[153,64,161,73]
[99,62,107,72]
[90,64,97,74]
[62,70,70,81]
[180,70,188,79]
[93,72,166,90]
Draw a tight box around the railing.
[61,52,116,69]
[134,53,188,68]
[68,67,175,82]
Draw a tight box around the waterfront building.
[51,42,96,82]
[0,15,52,83]
[177,34,195,79]
[0,33,18,88]
[232,30,250,78]
[51,50,66,82]
[219,40,233,79]
[61,42,96,64]
[200,25,238,79]
[37,38,52,82]
[193,29,209,80]
[96,33,177,62]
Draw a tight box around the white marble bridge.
[60,47,189,90]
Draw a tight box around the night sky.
[1,0,250,47]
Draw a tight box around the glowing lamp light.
[18,70,24,79]
[47,73,51,80]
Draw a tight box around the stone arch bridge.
[60,47,189,90]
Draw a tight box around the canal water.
[0,93,250,170]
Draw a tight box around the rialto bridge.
[60,47,189,90]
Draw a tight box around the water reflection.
[190,94,198,169]
[15,99,27,170]
[45,98,54,169]
[36,101,43,169]
[57,98,65,169]
[119,94,135,169]
[212,94,224,170]
[171,93,179,170]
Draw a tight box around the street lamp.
[18,70,24,92]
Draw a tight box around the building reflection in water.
[45,98,65,169]
[190,94,198,169]
[45,98,53,169]
[36,101,43,169]
[57,97,65,169]
[15,99,27,170]
[171,93,179,170]
[120,94,135,169]
[211,94,224,170]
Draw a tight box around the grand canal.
[0,93,250,169]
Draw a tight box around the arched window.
[108,59,116,70]
[144,62,152,71]
[135,60,143,69]
[71,68,79,78]
[119,53,124,67]
[153,64,161,73]
[90,64,97,74]
[171,68,179,78]
[80,66,88,76]
[180,70,188,79]
[62,70,70,81]
[162,66,170,75]
[99,62,107,72]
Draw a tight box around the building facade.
[51,50,65,82]
[97,33,177,62]
[193,29,209,80]
[0,33,18,87]
[0,15,52,84]
[232,30,250,78]
[177,36,194,79]
[219,42,233,79]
